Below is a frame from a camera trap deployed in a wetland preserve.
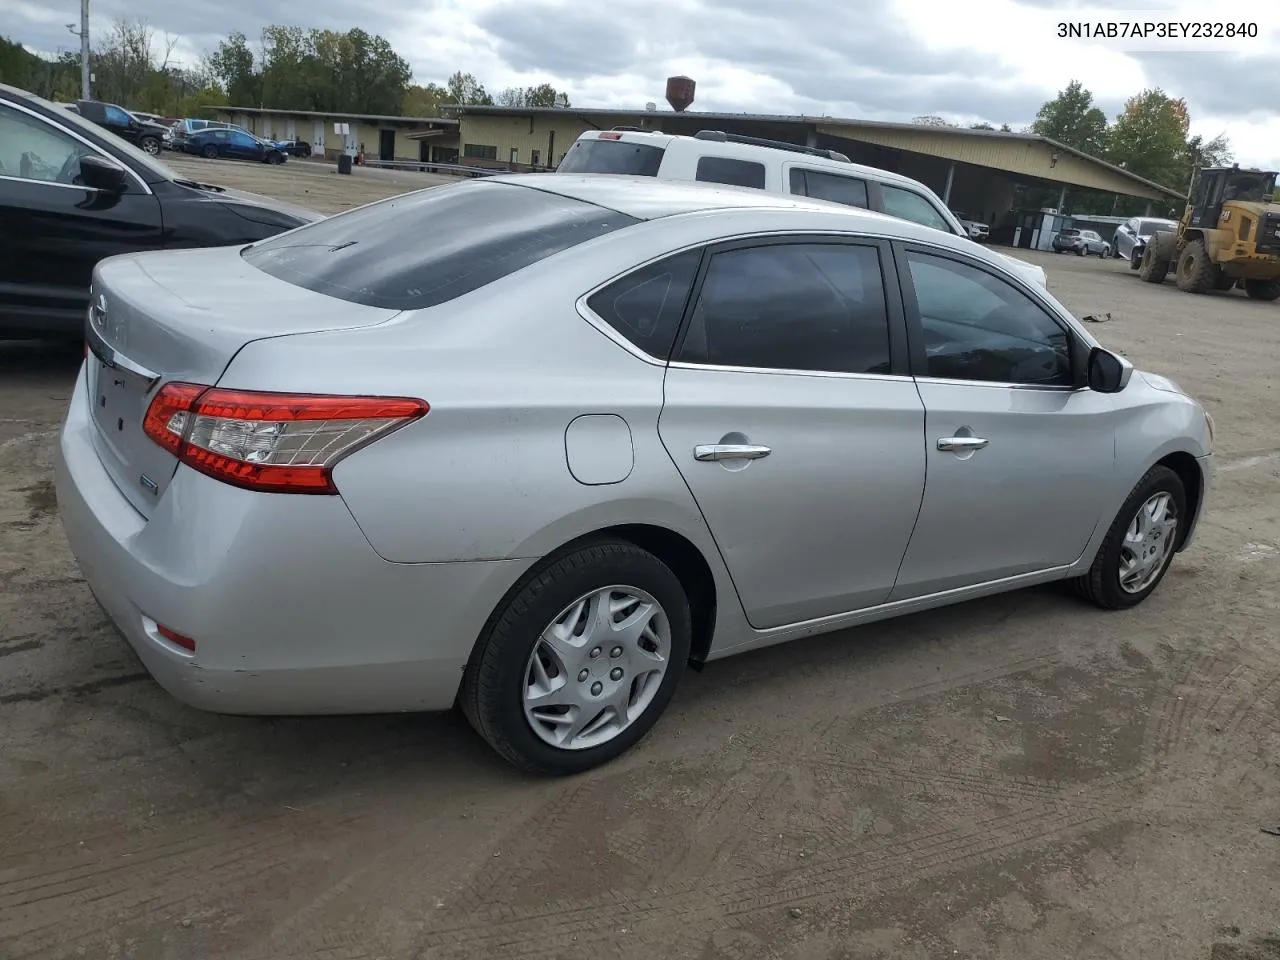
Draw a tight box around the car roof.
[574,128,937,192]
[484,173,988,254]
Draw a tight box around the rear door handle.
[937,436,989,452]
[694,443,772,462]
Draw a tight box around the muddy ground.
[2,158,1279,960]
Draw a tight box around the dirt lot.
[2,159,1279,960]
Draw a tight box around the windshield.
[557,138,665,176]
[1223,172,1277,203]
[37,92,176,180]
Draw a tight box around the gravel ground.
[2,161,1279,960]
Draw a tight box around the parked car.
[55,173,1214,775]
[1053,228,1110,257]
[952,211,991,242]
[72,98,172,155]
[274,138,313,158]
[1112,216,1181,269]
[557,128,1048,288]
[0,82,321,339]
[182,128,288,164]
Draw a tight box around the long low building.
[454,104,1183,227]
[210,106,460,164]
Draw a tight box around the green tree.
[207,30,260,105]
[403,82,448,116]
[1030,80,1108,156]
[1106,88,1191,190]
[497,82,569,108]
[446,70,492,105]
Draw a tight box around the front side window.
[243,180,638,311]
[789,168,869,209]
[587,250,702,358]
[695,156,765,190]
[880,185,953,233]
[676,242,891,375]
[905,251,1072,386]
[104,105,132,125]
[0,104,92,184]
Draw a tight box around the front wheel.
[461,540,692,775]
[1073,465,1186,610]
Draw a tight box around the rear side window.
[789,168,869,209]
[586,250,702,358]
[695,156,766,190]
[676,242,891,375]
[242,180,638,310]
[880,185,954,234]
[557,138,665,176]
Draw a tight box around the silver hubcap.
[1119,492,1178,594]
[523,586,670,751]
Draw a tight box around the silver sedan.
[55,174,1215,775]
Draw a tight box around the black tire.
[1130,246,1144,270]
[1072,465,1186,611]
[1244,279,1280,301]
[460,540,692,775]
[266,151,282,165]
[1098,247,1107,258]
[139,136,160,156]
[1075,246,1085,256]
[1138,242,1169,283]
[1175,239,1216,293]
[201,144,218,160]
[301,144,312,157]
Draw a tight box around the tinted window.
[905,252,1072,386]
[676,242,891,375]
[695,156,765,190]
[789,168,869,209]
[0,104,93,183]
[104,105,131,125]
[587,250,701,358]
[1137,219,1169,235]
[557,138,665,176]
[881,185,953,233]
[231,132,256,147]
[242,180,638,310]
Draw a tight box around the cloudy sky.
[8,0,1279,169]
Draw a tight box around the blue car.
[182,128,288,165]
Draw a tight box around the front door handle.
[937,436,989,452]
[694,443,772,462]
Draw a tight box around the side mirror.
[79,154,129,193]
[1087,346,1133,394]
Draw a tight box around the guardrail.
[353,159,505,178]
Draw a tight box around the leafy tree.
[1106,88,1193,190]
[403,82,448,116]
[1030,80,1108,156]
[498,83,570,108]
[911,114,952,126]
[208,30,260,106]
[969,121,994,130]
[446,70,492,105]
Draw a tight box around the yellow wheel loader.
[1139,166,1280,301]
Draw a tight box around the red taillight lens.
[142,383,428,494]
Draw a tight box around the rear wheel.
[1175,239,1216,293]
[201,144,217,159]
[461,540,692,775]
[1244,279,1280,301]
[1073,465,1186,610]
[139,136,160,156]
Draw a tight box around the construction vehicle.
[1139,166,1280,300]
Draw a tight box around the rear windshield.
[1137,219,1172,234]
[1060,229,1080,236]
[557,138,665,176]
[242,180,638,310]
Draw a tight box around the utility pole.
[78,0,90,100]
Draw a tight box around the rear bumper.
[54,368,533,715]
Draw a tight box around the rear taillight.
[142,383,428,494]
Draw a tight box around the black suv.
[71,99,172,156]
[0,83,322,339]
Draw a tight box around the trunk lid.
[85,246,401,517]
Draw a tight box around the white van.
[557,128,1047,288]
